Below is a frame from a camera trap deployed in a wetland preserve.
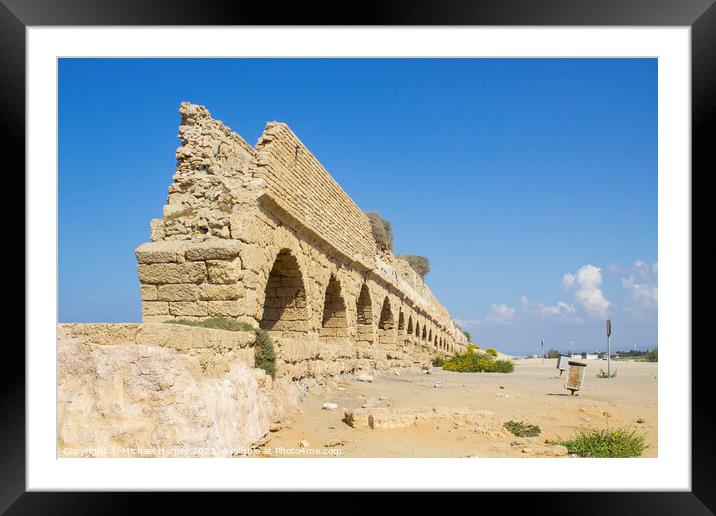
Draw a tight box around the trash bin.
[556,355,570,375]
[565,360,587,395]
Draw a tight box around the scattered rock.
[636,418,646,424]
[356,374,374,383]
[581,417,592,422]
[322,402,338,410]
[344,406,497,431]
[433,383,442,388]
[521,445,569,457]
[299,440,309,448]
[362,396,383,408]
[324,439,345,447]
[602,411,612,418]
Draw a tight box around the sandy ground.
[257,358,657,458]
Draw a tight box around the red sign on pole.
[606,319,612,337]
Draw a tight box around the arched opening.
[415,321,420,341]
[398,310,405,333]
[378,297,396,346]
[421,325,427,341]
[356,284,374,345]
[260,249,308,337]
[428,329,433,345]
[320,275,348,344]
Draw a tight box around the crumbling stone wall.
[136,102,469,381]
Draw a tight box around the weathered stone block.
[158,284,198,302]
[142,301,170,317]
[169,301,209,317]
[219,331,255,350]
[206,259,240,284]
[240,246,266,271]
[198,283,242,301]
[138,262,207,284]
[239,270,259,289]
[135,240,187,264]
[205,300,242,318]
[140,284,158,301]
[279,339,319,363]
[185,239,242,261]
[149,218,165,242]
[136,322,193,351]
[60,323,141,345]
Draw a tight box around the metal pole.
[607,334,611,378]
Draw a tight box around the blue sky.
[58,58,657,355]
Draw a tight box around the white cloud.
[521,296,577,319]
[490,303,515,322]
[563,264,611,319]
[622,260,658,314]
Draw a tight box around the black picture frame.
[5,0,709,512]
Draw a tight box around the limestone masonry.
[135,102,468,381]
[57,103,471,456]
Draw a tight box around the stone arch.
[428,328,433,345]
[378,296,396,347]
[320,274,348,344]
[259,248,309,337]
[355,283,374,345]
[415,321,421,341]
[421,325,427,341]
[406,315,414,336]
[398,310,405,333]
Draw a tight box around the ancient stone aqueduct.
[134,102,469,380]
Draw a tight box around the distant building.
[586,353,598,360]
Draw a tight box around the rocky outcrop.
[58,338,281,457]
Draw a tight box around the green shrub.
[504,420,541,437]
[432,356,445,367]
[597,368,618,378]
[467,343,480,351]
[442,348,514,373]
[491,359,515,373]
[254,328,277,378]
[556,427,647,458]
[167,317,276,378]
[486,348,498,357]
[365,211,393,251]
[645,347,658,362]
[399,255,430,278]
[546,348,561,359]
